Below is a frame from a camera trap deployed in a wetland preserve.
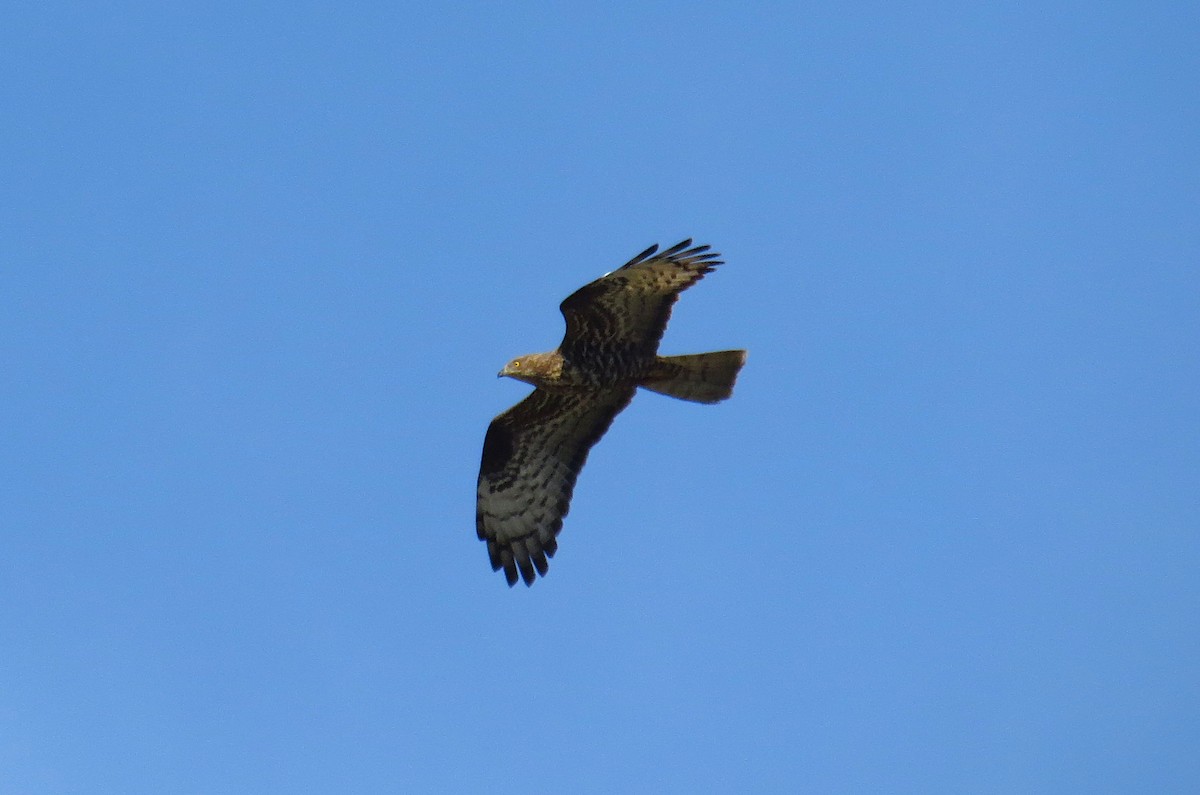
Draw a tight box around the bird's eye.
[511,360,521,368]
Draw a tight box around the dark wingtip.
[621,242,661,269]
[661,240,723,268]
[663,238,693,256]
[619,238,728,271]
[492,538,553,587]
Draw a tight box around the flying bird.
[476,239,746,587]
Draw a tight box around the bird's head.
[498,352,559,386]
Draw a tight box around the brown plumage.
[476,239,747,587]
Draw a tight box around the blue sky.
[2,2,1198,792]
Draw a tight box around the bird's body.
[476,240,746,586]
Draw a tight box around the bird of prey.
[476,239,746,587]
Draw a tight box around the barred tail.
[640,350,747,404]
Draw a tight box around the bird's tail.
[641,350,747,404]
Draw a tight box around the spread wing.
[476,386,636,586]
[558,239,723,365]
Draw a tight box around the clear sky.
[2,3,1197,792]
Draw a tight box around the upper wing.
[476,386,636,586]
[558,239,722,365]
